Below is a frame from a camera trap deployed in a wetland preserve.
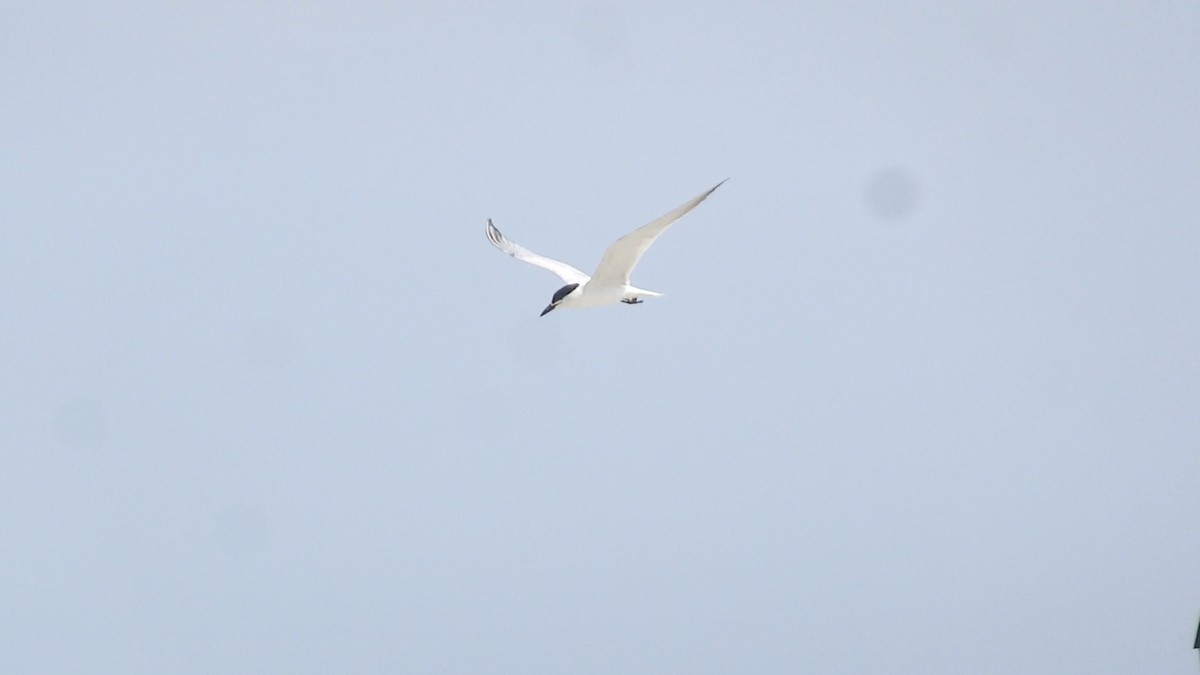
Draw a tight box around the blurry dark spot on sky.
[865,166,920,222]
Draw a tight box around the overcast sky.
[3,2,1198,673]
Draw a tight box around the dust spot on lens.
[865,167,920,222]
[509,316,561,371]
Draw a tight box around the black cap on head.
[551,283,579,304]
[541,283,578,316]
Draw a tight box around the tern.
[486,180,726,316]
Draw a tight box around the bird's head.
[541,283,580,316]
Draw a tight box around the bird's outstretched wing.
[589,180,726,287]
[486,219,590,284]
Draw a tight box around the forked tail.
[626,286,664,300]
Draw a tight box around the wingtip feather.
[485,219,503,248]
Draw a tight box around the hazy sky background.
[3,2,1198,673]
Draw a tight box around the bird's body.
[553,281,660,310]
[485,180,725,315]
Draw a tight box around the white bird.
[486,180,726,316]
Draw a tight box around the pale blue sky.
[3,2,1198,673]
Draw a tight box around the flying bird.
[486,180,726,316]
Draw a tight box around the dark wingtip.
[694,178,728,202]
[701,179,728,198]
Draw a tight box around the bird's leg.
[622,298,642,305]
